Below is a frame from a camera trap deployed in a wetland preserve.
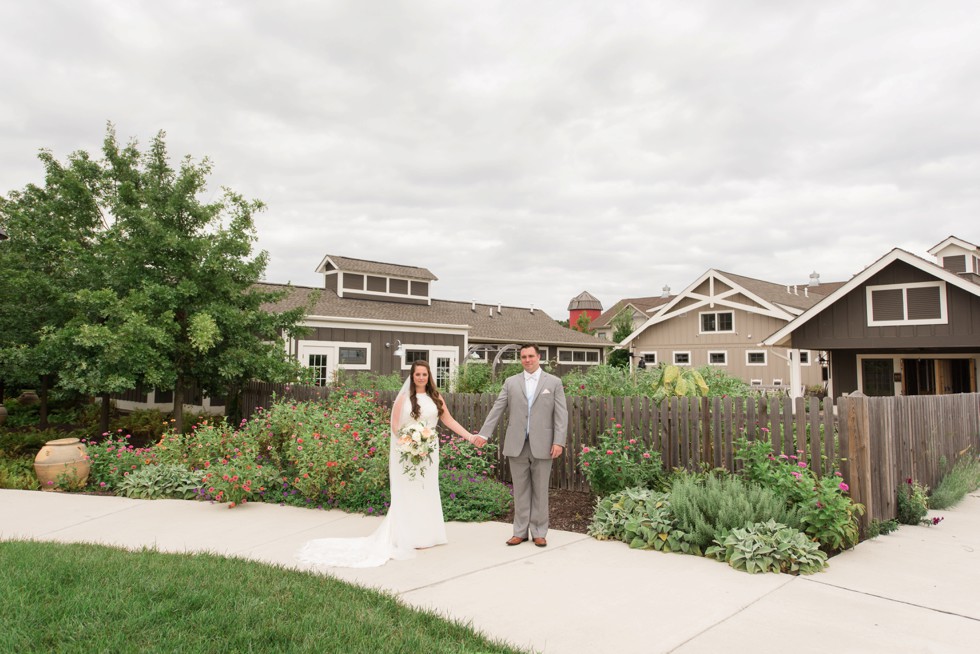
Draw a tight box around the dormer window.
[866,281,947,326]
[317,255,436,305]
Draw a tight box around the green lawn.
[0,540,525,654]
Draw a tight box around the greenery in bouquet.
[396,421,438,479]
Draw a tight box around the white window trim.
[746,350,767,366]
[557,348,601,365]
[297,340,373,386]
[699,310,735,334]
[673,351,692,366]
[640,351,658,365]
[866,281,947,326]
[707,350,728,366]
[750,379,763,386]
[798,349,811,366]
[400,345,459,371]
[772,379,783,387]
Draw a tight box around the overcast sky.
[3,1,978,319]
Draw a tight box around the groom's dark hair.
[519,344,541,355]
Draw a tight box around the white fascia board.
[302,315,471,336]
[314,254,338,274]
[762,248,980,347]
[927,236,979,256]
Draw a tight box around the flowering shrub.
[734,432,863,552]
[578,420,667,497]
[83,432,156,491]
[279,394,389,503]
[897,478,930,525]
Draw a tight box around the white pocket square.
[541,389,551,395]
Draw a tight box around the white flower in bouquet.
[396,421,437,479]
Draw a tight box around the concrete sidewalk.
[2,488,978,653]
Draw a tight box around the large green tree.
[1,126,311,433]
[0,149,106,427]
[100,127,309,431]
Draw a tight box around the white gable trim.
[621,270,794,347]
[763,248,980,347]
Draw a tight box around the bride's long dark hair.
[409,360,445,420]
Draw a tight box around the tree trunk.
[0,379,5,403]
[99,393,111,435]
[39,375,50,430]
[225,382,242,428]
[173,382,185,433]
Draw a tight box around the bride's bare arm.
[438,399,476,443]
[390,394,407,433]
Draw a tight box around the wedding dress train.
[296,393,447,568]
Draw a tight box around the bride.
[297,360,478,567]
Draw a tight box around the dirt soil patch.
[496,488,595,535]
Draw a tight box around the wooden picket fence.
[239,381,980,524]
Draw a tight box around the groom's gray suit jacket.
[479,371,568,458]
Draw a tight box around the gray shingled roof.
[318,255,437,281]
[592,296,673,329]
[716,271,841,311]
[567,291,603,311]
[259,284,608,347]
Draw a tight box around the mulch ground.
[496,488,596,535]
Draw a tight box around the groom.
[474,344,567,547]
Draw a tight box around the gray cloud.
[2,0,978,318]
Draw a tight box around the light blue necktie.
[525,374,536,436]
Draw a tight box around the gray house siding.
[292,327,464,377]
[791,261,980,350]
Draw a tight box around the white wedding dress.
[296,392,447,568]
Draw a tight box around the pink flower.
[606,450,614,455]
[629,439,637,445]
[642,452,651,459]
[582,447,590,454]
[791,471,801,479]
[839,482,849,492]
[798,462,807,468]
[583,462,590,467]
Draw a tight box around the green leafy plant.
[929,454,980,510]
[579,420,667,497]
[116,463,204,500]
[897,478,930,525]
[0,455,39,490]
[667,473,802,550]
[734,432,863,551]
[83,432,156,491]
[648,365,709,401]
[866,518,900,538]
[706,520,828,575]
[440,470,512,522]
[588,487,699,554]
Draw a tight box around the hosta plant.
[706,519,828,575]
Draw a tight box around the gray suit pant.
[508,439,552,539]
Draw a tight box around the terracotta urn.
[17,389,40,406]
[34,437,90,491]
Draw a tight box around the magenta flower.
[839,482,849,492]
[798,461,807,468]
[582,447,590,453]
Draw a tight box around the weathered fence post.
[841,392,873,529]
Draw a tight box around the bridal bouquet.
[396,421,437,479]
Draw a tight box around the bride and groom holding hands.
[298,344,568,568]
